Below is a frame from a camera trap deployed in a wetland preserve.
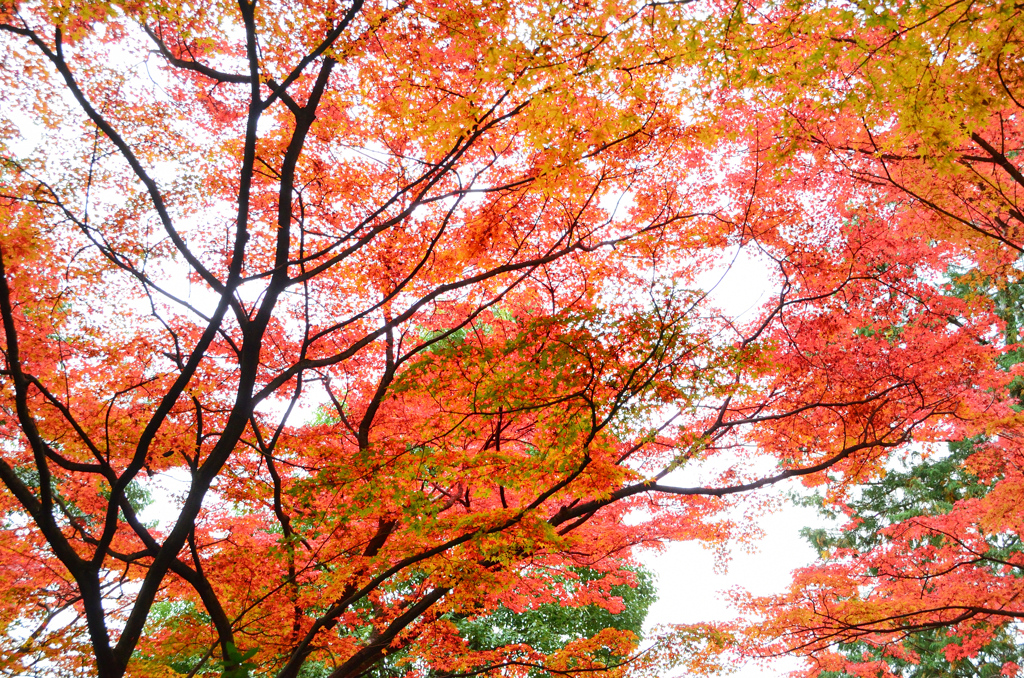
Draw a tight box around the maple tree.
[741,283,1024,676]
[685,0,1024,673]
[791,438,1024,678]
[780,271,1024,675]
[0,0,1012,677]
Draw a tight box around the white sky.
[638,249,828,678]
[641,499,828,677]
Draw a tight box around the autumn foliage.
[691,0,1024,674]
[0,0,1020,676]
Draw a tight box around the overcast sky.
[639,249,829,677]
[643,499,829,677]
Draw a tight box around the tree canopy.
[0,0,1020,677]
[699,0,1024,674]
